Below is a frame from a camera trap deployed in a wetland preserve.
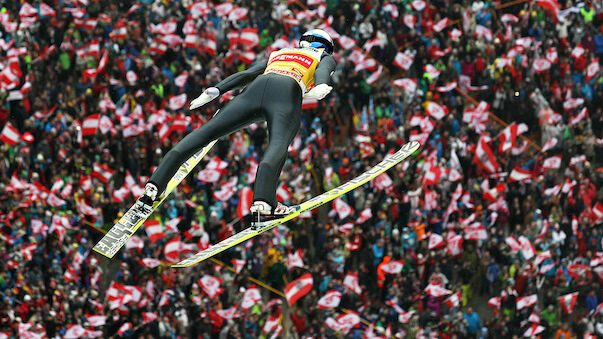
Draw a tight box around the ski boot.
[248,201,296,230]
[139,183,160,207]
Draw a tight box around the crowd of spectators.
[1,0,603,338]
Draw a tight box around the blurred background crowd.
[0,0,602,338]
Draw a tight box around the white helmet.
[299,29,334,54]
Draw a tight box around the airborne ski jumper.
[141,29,337,224]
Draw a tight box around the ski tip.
[171,259,198,268]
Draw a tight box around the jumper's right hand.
[190,87,220,110]
[304,84,332,100]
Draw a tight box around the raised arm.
[304,54,336,100]
[214,60,268,93]
[313,54,336,86]
[190,60,268,110]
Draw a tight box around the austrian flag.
[474,136,499,173]
[284,273,313,305]
[559,292,579,314]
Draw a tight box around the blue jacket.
[464,311,482,334]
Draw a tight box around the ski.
[93,137,219,259]
[172,141,421,267]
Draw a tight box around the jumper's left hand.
[190,87,220,110]
[304,84,332,100]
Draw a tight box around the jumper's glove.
[190,87,220,110]
[304,84,332,100]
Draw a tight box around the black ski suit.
[149,50,336,209]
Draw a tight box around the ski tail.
[172,141,421,267]
[93,139,218,259]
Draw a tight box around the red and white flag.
[168,94,187,111]
[241,286,261,311]
[175,72,188,88]
[424,283,451,297]
[287,249,304,270]
[501,13,519,23]
[19,3,38,17]
[505,236,522,252]
[263,316,280,334]
[392,78,416,93]
[474,136,499,173]
[140,258,162,268]
[425,102,448,120]
[86,315,106,327]
[82,114,100,136]
[117,323,132,336]
[403,14,416,28]
[571,43,585,58]
[276,183,292,202]
[380,260,405,274]
[284,273,313,305]
[366,66,383,84]
[410,0,426,11]
[586,60,600,81]
[337,35,356,50]
[542,155,562,171]
[144,220,166,243]
[47,193,66,207]
[217,306,240,320]
[509,166,535,182]
[398,310,415,323]
[317,290,342,309]
[237,187,254,219]
[393,52,414,71]
[428,233,445,249]
[518,236,535,260]
[475,25,493,41]
[64,325,87,339]
[433,18,450,32]
[436,81,457,93]
[499,122,528,152]
[516,294,537,310]
[523,324,545,337]
[542,138,557,152]
[569,107,588,125]
[532,58,551,72]
[92,163,115,183]
[353,208,371,225]
[164,237,182,263]
[445,292,461,308]
[563,97,584,111]
[0,122,21,145]
[447,233,463,257]
[197,169,221,183]
[464,225,488,240]
[488,296,501,308]
[559,292,579,314]
[229,7,249,21]
[142,312,158,324]
[215,2,234,17]
[344,272,362,294]
[39,2,56,17]
[20,244,37,261]
[126,236,143,251]
[424,64,441,79]
[30,219,48,235]
[528,312,540,323]
[593,202,603,223]
[333,198,353,219]
[199,275,224,299]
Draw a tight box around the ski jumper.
[148,47,336,208]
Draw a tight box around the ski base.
[172,141,421,267]
[93,139,218,258]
